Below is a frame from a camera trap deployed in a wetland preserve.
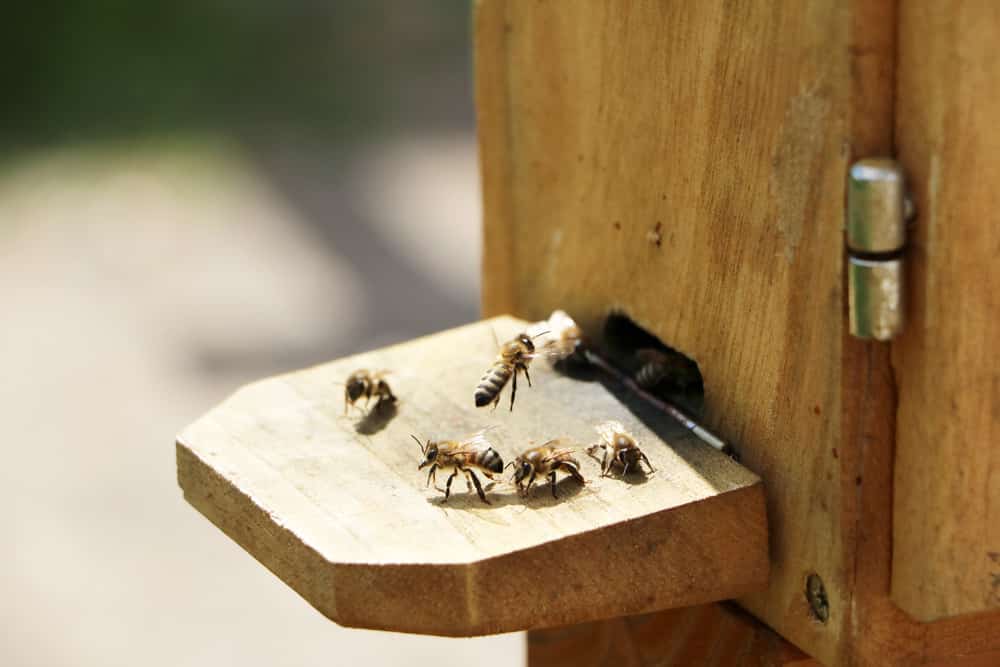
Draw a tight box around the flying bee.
[413,430,504,504]
[343,370,396,415]
[474,330,548,411]
[587,420,655,477]
[507,439,586,498]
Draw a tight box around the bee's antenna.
[504,461,516,472]
[530,330,551,339]
[410,434,426,454]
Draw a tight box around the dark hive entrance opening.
[602,313,705,417]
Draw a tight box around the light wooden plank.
[475,0,517,315]
[177,316,767,636]
[891,0,1000,622]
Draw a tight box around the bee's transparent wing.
[545,310,578,338]
[546,447,579,463]
[595,420,627,443]
[458,425,500,451]
[531,310,584,362]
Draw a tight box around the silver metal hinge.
[846,158,914,341]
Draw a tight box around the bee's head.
[346,376,367,402]
[518,333,535,353]
[413,435,438,469]
[506,458,533,484]
[619,447,641,469]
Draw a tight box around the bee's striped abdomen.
[478,447,504,474]
[474,362,512,407]
[635,360,666,389]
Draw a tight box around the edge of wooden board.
[177,437,768,636]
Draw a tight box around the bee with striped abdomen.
[474,331,546,412]
[587,420,655,477]
[413,430,504,504]
[343,370,396,415]
[507,439,586,498]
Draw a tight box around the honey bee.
[474,331,546,411]
[507,439,586,498]
[633,348,702,393]
[413,431,504,504]
[537,310,586,363]
[343,370,396,415]
[587,420,655,477]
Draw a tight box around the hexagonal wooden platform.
[176,316,767,635]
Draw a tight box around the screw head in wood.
[805,573,830,623]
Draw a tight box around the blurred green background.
[2,2,473,150]
[2,4,517,666]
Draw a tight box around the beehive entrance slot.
[602,313,705,417]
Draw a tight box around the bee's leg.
[548,471,558,498]
[600,449,610,477]
[640,452,655,473]
[509,368,518,412]
[525,470,536,495]
[425,464,438,487]
[620,451,632,476]
[379,384,396,407]
[563,462,586,485]
[522,364,532,388]
[444,470,459,501]
[464,470,473,492]
[465,468,490,505]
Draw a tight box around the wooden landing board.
[177,316,767,636]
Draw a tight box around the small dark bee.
[587,420,655,477]
[343,370,395,415]
[633,347,702,394]
[413,431,504,504]
[474,331,545,411]
[507,439,586,498]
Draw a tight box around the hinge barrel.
[846,158,910,340]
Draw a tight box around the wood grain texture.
[475,0,517,315]
[891,0,1000,622]
[475,1,1000,662]
[527,603,818,667]
[176,317,768,636]
[476,2,857,663]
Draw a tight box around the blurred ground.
[1,3,523,665]
[0,136,521,667]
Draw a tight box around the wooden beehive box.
[474,1,1000,666]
